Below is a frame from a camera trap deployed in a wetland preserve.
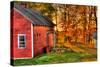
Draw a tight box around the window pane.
[19,44,25,47]
[19,36,25,41]
[20,41,25,44]
[18,34,26,48]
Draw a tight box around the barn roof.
[12,3,55,27]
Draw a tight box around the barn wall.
[48,33,54,47]
[11,8,32,59]
[33,26,48,56]
[33,26,54,56]
[11,8,54,58]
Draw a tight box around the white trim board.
[31,23,34,58]
[13,57,33,60]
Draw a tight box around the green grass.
[12,52,97,66]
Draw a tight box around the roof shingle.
[13,2,55,27]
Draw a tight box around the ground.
[12,51,97,66]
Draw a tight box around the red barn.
[11,2,55,59]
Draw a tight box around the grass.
[12,52,97,66]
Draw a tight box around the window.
[18,34,26,48]
[36,33,41,37]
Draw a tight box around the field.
[12,51,97,66]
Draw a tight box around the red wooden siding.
[34,26,48,56]
[48,33,54,47]
[11,9,32,59]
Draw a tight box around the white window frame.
[18,34,26,49]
